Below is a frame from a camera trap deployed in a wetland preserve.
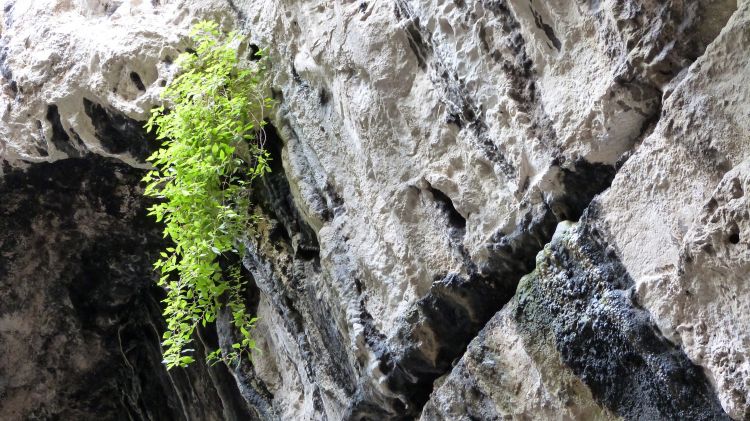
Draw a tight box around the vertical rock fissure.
[232,124,358,420]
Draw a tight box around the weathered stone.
[0,157,250,420]
[0,0,748,420]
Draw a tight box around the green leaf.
[144,19,269,370]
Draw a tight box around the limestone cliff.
[0,0,748,420]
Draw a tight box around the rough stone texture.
[594,4,750,418]
[0,2,257,420]
[0,0,228,167]
[428,3,750,421]
[0,0,749,420]
[421,277,618,420]
[427,215,732,420]
[0,157,252,420]
[231,0,742,418]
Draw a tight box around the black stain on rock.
[439,69,517,178]
[345,295,416,420]
[515,204,730,420]
[82,98,157,161]
[238,124,379,419]
[433,0,544,179]
[378,160,618,417]
[426,185,466,232]
[728,225,740,244]
[290,62,303,85]
[248,44,261,61]
[552,160,617,221]
[396,2,431,71]
[318,87,330,106]
[103,1,122,16]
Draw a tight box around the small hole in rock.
[130,72,146,91]
[248,44,261,61]
[319,88,329,105]
[729,233,740,244]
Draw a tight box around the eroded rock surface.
[0,0,229,167]
[232,0,743,418]
[0,0,748,420]
[0,157,253,420]
[0,2,254,420]
[427,2,750,420]
[594,5,750,417]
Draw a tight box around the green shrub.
[143,20,272,369]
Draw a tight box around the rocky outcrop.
[0,2,252,419]
[0,157,254,420]
[426,2,750,419]
[1,0,749,420]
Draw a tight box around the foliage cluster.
[143,21,271,368]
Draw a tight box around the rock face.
[0,157,254,420]
[1,0,749,420]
